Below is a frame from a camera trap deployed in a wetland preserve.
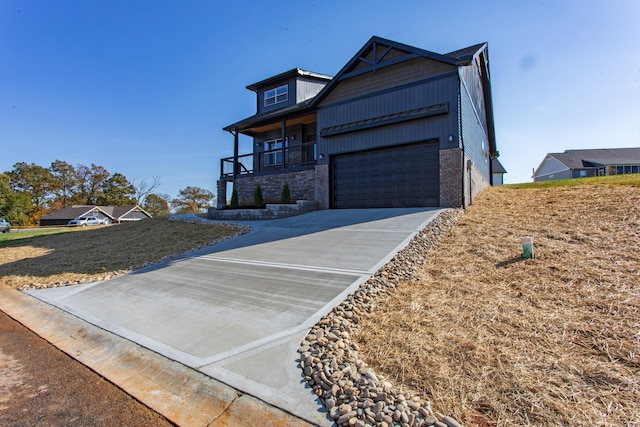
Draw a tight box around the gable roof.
[222,36,493,138]
[310,36,487,107]
[446,43,488,62]
[39,206,112,220]
[551,148,640,168]
[110,205,152,219]
[492,158,507,174]
[40,205,152,221]
[245,68,332,92]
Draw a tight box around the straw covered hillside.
[0,218,247,289]
[354,177,640,426]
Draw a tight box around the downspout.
[457,75,466,208]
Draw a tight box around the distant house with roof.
[533,148,640,182]
[39,205,152,227]
[491,158,507,185]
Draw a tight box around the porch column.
[281,119,286,168]
[233,129,239,184]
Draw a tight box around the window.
[302,134,317,164]
[264,85,288,106]
[579,170,587,178]
[264,138,284,166]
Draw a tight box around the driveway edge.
[0,285,312,427]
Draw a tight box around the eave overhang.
[223,101,316,136]
[245,68,332,92]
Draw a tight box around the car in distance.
[68,216,103,227]
[0,218,10,233]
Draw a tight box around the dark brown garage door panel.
[332,141,439,208]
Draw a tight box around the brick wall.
[232,170,316,206]
[314,165,329,209]
[439,148,463,208]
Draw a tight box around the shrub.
[281,182,291,204]
[230,187,239,208]
[254,184,264,208]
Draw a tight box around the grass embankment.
[0,227,80,243]
[0,218,247,289]
[354,175,640,426]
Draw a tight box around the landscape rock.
[300,209,466,427]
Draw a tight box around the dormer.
[246,68,332,114]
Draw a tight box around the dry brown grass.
[354,183,640,426]
[0,218,246,289]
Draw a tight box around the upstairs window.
[264,85,288,106]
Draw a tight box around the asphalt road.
[0,310,174,427]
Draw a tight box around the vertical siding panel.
[460,80,490,178]
[317,74,459,156]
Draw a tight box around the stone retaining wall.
[207,200,317,220]
[299,209,465,427]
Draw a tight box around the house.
[533,148,640,182]
[39,205,152,227]
[217,36,498,209]
[492,158,507,185]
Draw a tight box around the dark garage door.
[331,141,440,208]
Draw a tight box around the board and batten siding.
[296,78,328,103]
[459,61,488,133]
[459,69,490,180]
[321,57,456,106]
[256,76,298,114]
[317,73,460,158]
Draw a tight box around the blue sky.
[2,1,639,200]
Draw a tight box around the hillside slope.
[354,180,640,426]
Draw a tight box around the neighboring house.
[533,148,640,182]
[218,36,498,209]
[39,205,152,227]
[492,158,507,185]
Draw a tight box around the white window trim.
[264,85,288,107]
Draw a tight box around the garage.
[331,141,440,208]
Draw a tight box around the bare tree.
[133,177,161,205]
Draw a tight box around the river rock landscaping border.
[299,209,464,427]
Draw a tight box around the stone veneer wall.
[232,169,316,206]
[465,154,491,206]
[314,164,330,210]
[216,180,227,209]
[439,148,463,208]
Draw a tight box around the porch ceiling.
[240,112,317,136]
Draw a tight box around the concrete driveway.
[27,208,443,425]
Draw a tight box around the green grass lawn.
[507,173,640,189]
[0,227,81,246]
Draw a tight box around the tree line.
[1,160,215,226]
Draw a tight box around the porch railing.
[220,142,317,179]
[220,153,254,178]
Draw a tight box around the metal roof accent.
[319,103,449,137]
